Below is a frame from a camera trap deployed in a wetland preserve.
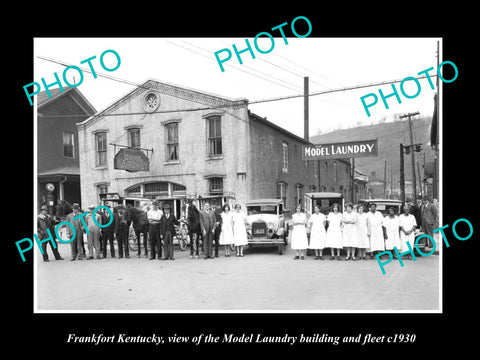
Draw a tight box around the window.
[209,177,223,195]
[172,183,186,193]
[144,182,168,195]
[282,142,288,173]
[277,182,287,204]
[95,132,107,167]
[126,184,141,197]
[207,116,222,157]
[128,128,140,148]
[63,132,74,158]
[166,123,179,161]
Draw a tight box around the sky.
[33,37,440,138]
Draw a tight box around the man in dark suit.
[420,196,438,248]
[160,204,179,260]
[115,206,130,259]
[100,206,116,258]
[37,205,64,262]
[212,205,222,258]
[199,202,217,259]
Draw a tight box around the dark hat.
[40,205,48,211]
[163,203,171,210]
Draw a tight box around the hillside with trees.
[309,115,436,198]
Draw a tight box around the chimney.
[304,76,309,141]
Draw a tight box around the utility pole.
[400,143,405,204]
[304,76,309,141]
[400,111,420,204]
[351,157,355,203]
[417,161,422,198]
[383,160,387,198]
[390,168,393,199]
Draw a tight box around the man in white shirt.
[147,201,163,260]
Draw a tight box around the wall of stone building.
[247,115,318,210]
[317,158,351,196]
[77,84,249,208]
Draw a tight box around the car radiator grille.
[251,222,267,238]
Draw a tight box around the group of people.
[37,199,251,262]
[185,201,248,258]
[38,195,438,263]
[290,196,439,261]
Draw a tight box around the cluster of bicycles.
[126,220,236,253]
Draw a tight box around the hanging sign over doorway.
[114,148,150,172]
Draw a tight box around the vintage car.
[303,192,344,239]
[245,199,291,255]
[304,192,345,216]
[197,192,236,211]
[358,198,427,254]
[358,198,403,216]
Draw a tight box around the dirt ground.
[35,240,440,312]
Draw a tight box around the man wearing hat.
[160,203,179,260]
[66,203,86,260]
[37,205,64,262]
[100,206,116,259]
[199,202,217,259]
[420,196,438,248]
[147,201,163,260]
[85,205,102,259]
[114,205,130,258]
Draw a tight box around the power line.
[170,41,303,93]
[37,54,438,120]
[249,74,438,105]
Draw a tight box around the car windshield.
[247,205,277,215]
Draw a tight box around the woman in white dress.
[232,204,248,257]
[291,204,309,260]
[398,204,417,259]
[308,205,327,260]
[366,203,386,256]
[383,207,401,253]
[342,203,358,260]
[356,204,370,260]
[325,203,343,260]
[219,204,234,257]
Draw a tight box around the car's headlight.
[267,222,275,230]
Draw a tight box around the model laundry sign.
[303,139,378,160]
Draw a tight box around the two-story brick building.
[77,79,349,216]
[37,87,96,214]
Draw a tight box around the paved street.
[36,240,439,312]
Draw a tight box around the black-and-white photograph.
[32,37,442,312]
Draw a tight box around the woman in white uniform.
[232,204,248,257]
[291,204,308,260]
[342,203,358,260]
[219,203,234,257]
[307,204,327,260]
[398,204,417,259]
[383,207,401,252]
[356,204,370,260]
[325,203,343,260]
[366,203,386,256]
